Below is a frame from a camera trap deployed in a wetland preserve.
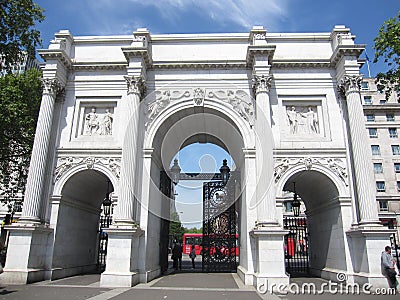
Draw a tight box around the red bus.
[182,233,239,256]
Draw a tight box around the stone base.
[100,271,140,287]
[0,224,53,284]
[0,269,50,285]
[100,225,144,287]
[346,225,395,289]
[250,225,290,292]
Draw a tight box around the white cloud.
[90,0,289,33]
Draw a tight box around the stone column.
[252,74,276,225]
[338,75,380,225]
[113,75,145,225]
[20,78,64,223]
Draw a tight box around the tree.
[169,211,184,242]
[373,11,400,99]
[0,0,44,74]
[0,69,42,215]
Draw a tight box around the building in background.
[361,77,400,242]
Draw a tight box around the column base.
[250,225,290,292]
[346,225,395,288]
[100,271,141,287]
[100,225,144,287]
[1,224,53,284]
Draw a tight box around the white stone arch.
[53,160,119,197]
[276,161,352,281]
[137,89,261,283]
[275,162,349,200]
[144,94,256,151]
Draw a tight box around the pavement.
[0,258,398,300]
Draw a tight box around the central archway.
[138,95,256,282]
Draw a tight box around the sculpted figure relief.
[84,107,114,136]
[286,105,319,135]
[85,107,100,135]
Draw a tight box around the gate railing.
[284,217,310,276]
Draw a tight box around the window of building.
[380,99,387,105]
[371,145,380,156]
[395,163,400,173]
[392,145,400,155]
[376,181,386,192]
[387,114,395,121]
[364,96,372,105]
[398,182,400,192]
[366,114,375,122]
[374,163,383,173]
[389,128,398,138]
[379,200,388,211]
[361,81,369,90]
[368,128,378,138]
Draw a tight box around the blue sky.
[34,0,399,227]
[35,0,399,77]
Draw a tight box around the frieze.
[144,88,255,128]
[274,157,348,185]
[54,156,121,182]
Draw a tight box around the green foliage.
[0,0,44,74]
[169,211,184,242]
[184,227,202,234]
[373,11,400,99]
[0,69,42,210]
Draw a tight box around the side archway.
[50,168,115,280]
[278,166,351,279]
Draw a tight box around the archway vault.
[139,93,256,279]
[279,167,350,279]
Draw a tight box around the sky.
[35,0,400,77]
[33,0,400,228]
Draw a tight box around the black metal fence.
[97,214,112,272]
[284,217,310,276]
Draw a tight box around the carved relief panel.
[71,98,118,140]
[280,96,330,140]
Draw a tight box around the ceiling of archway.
[283,170,339,210]
[61,169,113,207]
[152,107,245,172]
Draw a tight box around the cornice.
[71,62,127,71]
[272,59,332,69]
[37,49,72,69]
[330,44,365,66]
[121,47,152,68]
[151,60,247,70]
[56,148,122,156]
[246,45,276,67]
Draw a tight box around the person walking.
[189,245,196,269]
[172,242,182,270]
[381,245,398,292]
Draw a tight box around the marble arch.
[1,25,394,291]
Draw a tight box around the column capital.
[337,74,363,99]
[252,74,273,96]
[40,78,65,98]
[124,75,146,97]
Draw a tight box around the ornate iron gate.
[284,217,310,276]
[98,213,112,272]
[202,180,237,272]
